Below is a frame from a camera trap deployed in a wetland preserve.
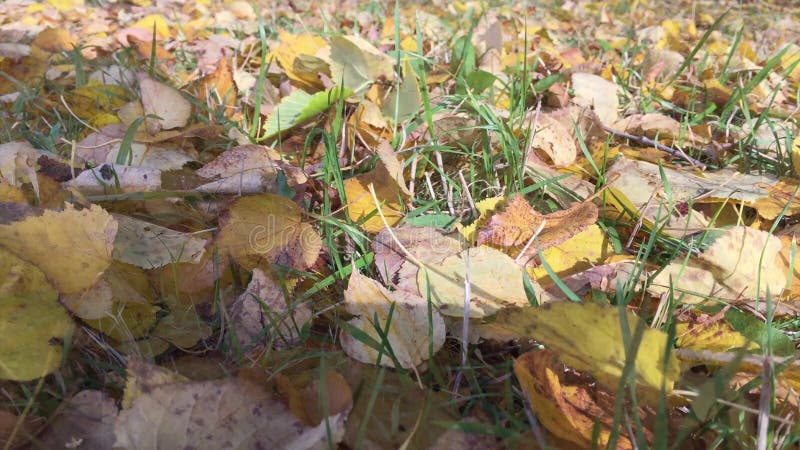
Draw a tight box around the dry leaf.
[0,248,73,381]
[65,164,162,194]
[35,390,117,449]
[477,194,598,262]
[344,145,410,232]
[570,73,621,126]
[138,72,192,134]
[418,246,553,318]
[529,224,615,283]
[341,269,445,368]
[0,203,116,294]
[514,350,639,449]
[217,194,321,271]
[230,268,312,351]
[529,113,578,167]
[486,302,680,405]
[112,214,207,269]
[649,227,785,303]
[114,362,347,449]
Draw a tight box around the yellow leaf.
[131,14,170,38]
[45,0,84,11]
[217,194,321,270]
[0,249,73,381]
[488,302,680,405]
[84,301,159,341]
[478,196,598,258]
[330,35,394,94]
[418,246,552,317]
[514,350,636,449]
[675,321,757,353]
[791,134,800,176]
[698,226,785,300]
[457,196,504,243]
[269,31,328,89]
[649,227,785,303]
[341,270,445,369]
[0,203,117,294]
[530,224,615,282]
[63,81,127,120]
[344,143,410,232]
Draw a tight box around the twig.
[603,125,707,170]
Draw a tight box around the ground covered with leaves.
[1,0,800,448]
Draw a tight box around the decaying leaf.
[230,268,312,351]
[341,269,445,369]
[115,361,348,449]
[112,214,207,269]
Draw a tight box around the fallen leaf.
[262,86,349,138]
[0,249,73,381]
[217,194,321,271]
[529,224,616,283]
[486,302,680,404]
[138,72,192,134]
[329,35,394,94]
[341,269,445,369]
[418,245,553,317]
[0,140,40,201]
[571,73,621,126]
[35,390,117,449]
[372,225,464,291]
[344,144,410,232]
[114,361,348,449]
[65,164,162,194]
[649,226,785,303]
[0,203,117,294]
[529,112,578,167]
[150,296,212,350]
[476,194,599,262]
[514,350,641,449]
[269,31,328,90]
[230,268,312,351]
[112,214,207,269]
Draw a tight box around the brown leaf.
[514,350,640,449]
[477,195,598,260]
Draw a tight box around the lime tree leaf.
[0,249,73,381]
[263,86,350,138]
[485,302,680,405]
[330,35,394,94]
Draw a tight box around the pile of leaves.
[1,0,800,448]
